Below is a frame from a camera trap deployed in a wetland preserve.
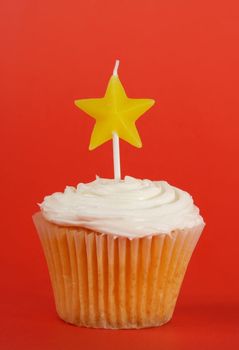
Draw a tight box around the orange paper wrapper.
[33,212,203,329]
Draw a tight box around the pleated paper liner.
[33,212,204,329]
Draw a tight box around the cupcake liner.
[33,212,203,329]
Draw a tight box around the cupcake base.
[33,212,203,329]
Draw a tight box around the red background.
[1,0,239,349]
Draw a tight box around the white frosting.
[40,176,204,238]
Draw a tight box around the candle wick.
[113,59,120,76]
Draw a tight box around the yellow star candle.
[74,60,155,179]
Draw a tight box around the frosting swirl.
[40,176,204,237]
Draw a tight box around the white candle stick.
[112,131,121,180]
[112,60,121,180]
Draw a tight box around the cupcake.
[33,176,204,329]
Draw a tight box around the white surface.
[40,176,204,237]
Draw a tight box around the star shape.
[75,72,155,150]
